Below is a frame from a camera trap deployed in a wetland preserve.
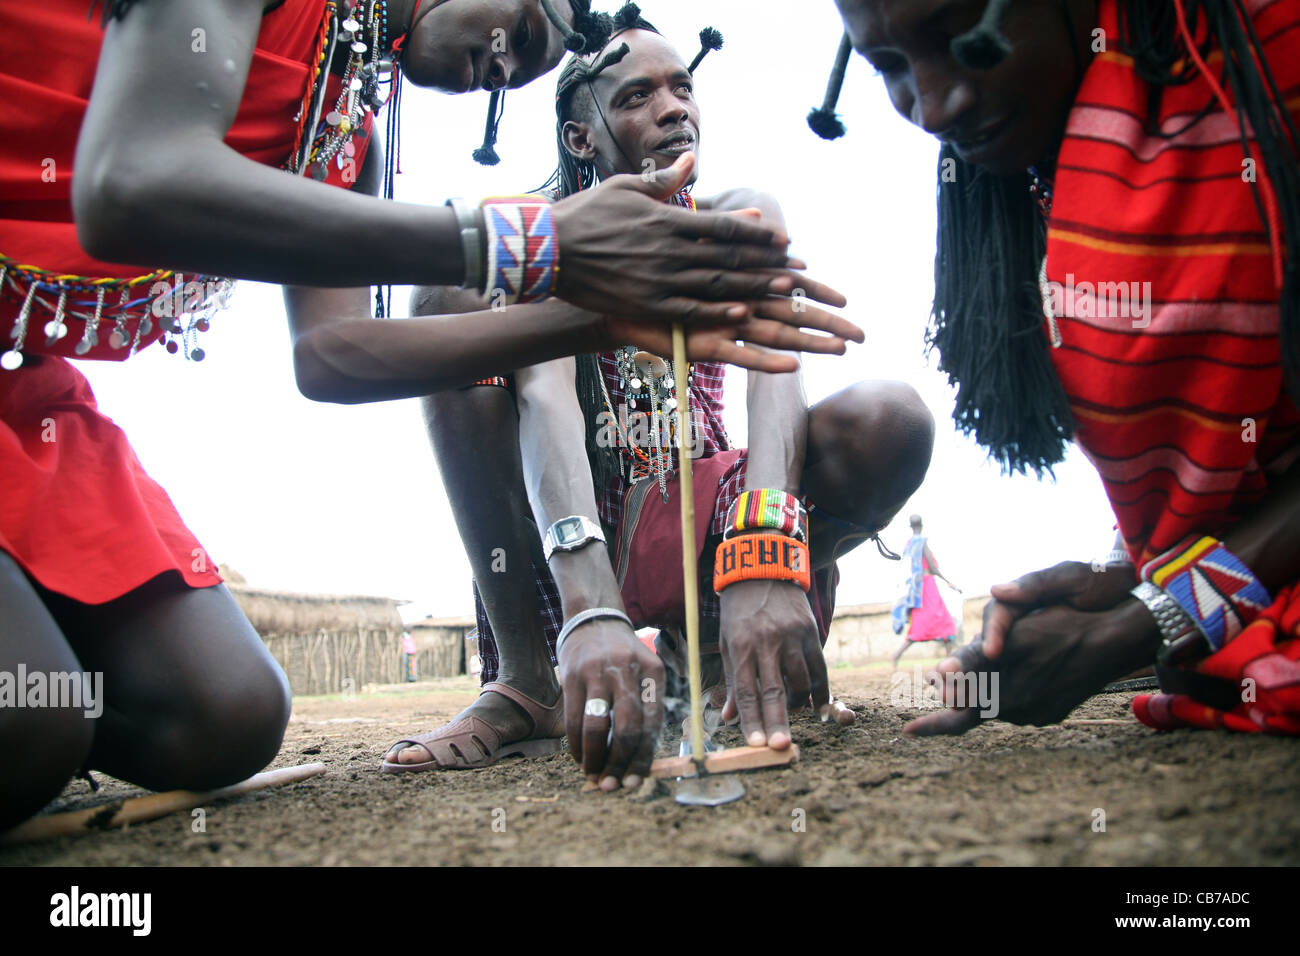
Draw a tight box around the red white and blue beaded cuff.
[481,197,558,306]
[1141,535,1272,652]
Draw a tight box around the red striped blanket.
[1046,0,1300,732]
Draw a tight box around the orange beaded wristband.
[713,533,811,593]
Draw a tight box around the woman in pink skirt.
[892,515,960,667]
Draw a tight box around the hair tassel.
[472,89,504,166]
[807,32,852,139]
[689,27,723,73]
[542,0,612,53]
[613,3,642,31]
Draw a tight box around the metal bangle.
[556,607,634,658]
[445,198,485,293]
[1130,581,1211,666]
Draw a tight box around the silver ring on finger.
[584,698,610,719]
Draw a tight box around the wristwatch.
[542,515,606,562]
[1130,581,1211,666]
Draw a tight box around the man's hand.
[601,297,863,373]
[558,619,665,791]
[552,153,849,324]
[904,599,1160,736]
[717,579,829,749]
[982,560,1137,659]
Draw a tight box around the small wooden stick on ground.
[0,762,327,846]
[649,743,800,779]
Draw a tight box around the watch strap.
[1130,580,1211,666]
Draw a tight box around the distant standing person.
[892,515,959,667]
[401,631,418,683]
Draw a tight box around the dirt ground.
[5,660,1299,866]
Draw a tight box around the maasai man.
[383,5,935,790]
[826,0,1300,734]
[0,0,853,830]
[891,515,960,667]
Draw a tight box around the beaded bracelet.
[724,489,808,542]
[714,533,811,593]
[1139,535,1272,653]
[480,197,558,306]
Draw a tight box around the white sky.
[78,0,1119,623]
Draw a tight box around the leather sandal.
[380,681,565,773]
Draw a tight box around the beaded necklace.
[289,0,393,182]
[595,190,698,502]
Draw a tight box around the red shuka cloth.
[1046,0,1300,731]
[907,558,956,643]
[0,0,372,603]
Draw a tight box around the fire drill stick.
[671,323,707,767]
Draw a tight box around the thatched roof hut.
[219,565,416,696]
[228,584,408,637]
[406,615,477,679]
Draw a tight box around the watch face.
[555,517,585,546]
